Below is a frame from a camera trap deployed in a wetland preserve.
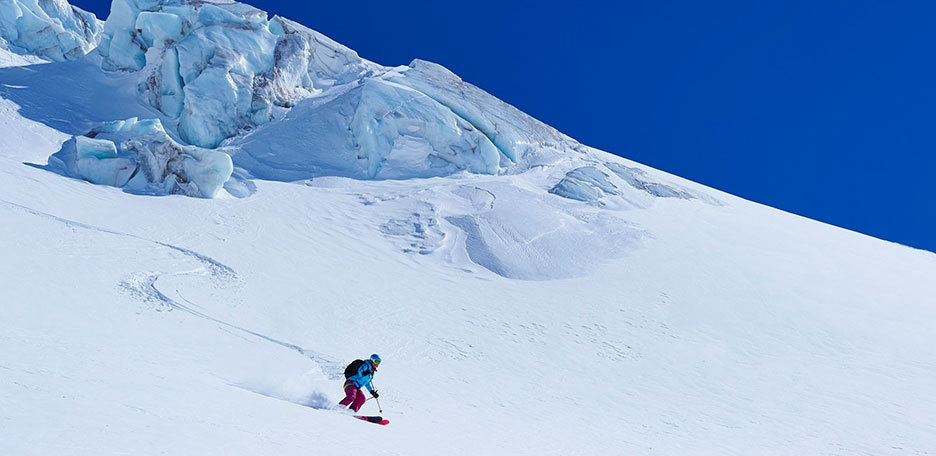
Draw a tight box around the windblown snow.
[1,1,935,455]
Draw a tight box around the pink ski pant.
[338,382,366,412]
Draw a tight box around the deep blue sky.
[75,0,935,252]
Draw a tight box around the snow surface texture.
[2,1,936,455]
[47,117,233,198]
[0,0,101,61]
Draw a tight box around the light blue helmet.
[370,353,382,367]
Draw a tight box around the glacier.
[230,58,583,181]
[49,117,233,198]
[386,59,577,167]
[0,0,666,198]
[98,0,375,148]
[0,0,101,61]
[89,0,583,185]
[231,76,503,180]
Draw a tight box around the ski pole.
[372,381,383,414]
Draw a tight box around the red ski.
[353,415,390,426]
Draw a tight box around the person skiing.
[338,354,381,412]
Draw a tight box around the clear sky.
[74,0,935,252]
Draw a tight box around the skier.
[338,354,381,412]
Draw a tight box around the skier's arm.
[356,362,375,393]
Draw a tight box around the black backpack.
[344,359,366,379]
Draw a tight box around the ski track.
[0,198,344,379]
[148,275,344,379]
[0,199,235,279]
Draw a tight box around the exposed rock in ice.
[0,0,101,61]
[50,117,233,198]
[99,0,377,148]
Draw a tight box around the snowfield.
[2,1,935,455]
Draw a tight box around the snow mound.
[444,183,642,280]
[98,0,377,148]
[49,117,233,198]
[0,0,101,61]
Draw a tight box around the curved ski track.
[0,199,344,379]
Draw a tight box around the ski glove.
[371,390,379,398]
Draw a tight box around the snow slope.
[2,1,935,455]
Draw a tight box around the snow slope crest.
[0,0,102,61]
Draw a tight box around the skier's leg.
[351,388,366,412]
[338,381,356,407]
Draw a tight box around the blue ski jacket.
[347,360,376,392]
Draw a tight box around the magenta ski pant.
[338,381,366,412]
